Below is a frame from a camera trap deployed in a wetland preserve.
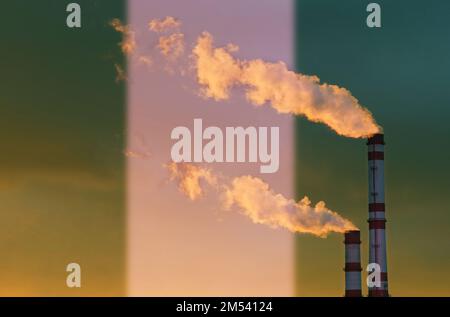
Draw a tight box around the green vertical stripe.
[0,0,126,295]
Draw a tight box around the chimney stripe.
[368,151,384,160]
[368,289,389,297]
[345,290,363,297]
[344,263,362,271]
[368,219,386,229]
[369,203,385,212]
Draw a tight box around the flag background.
[0,0,126,296]
[0,0,450,297]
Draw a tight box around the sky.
[127,0,294,296]
[0,0,449,297]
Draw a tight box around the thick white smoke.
[110,18,381,139]
[166,163,356,237]
[193,32,381,138]
[110,17,372,237]
[223,175,356,237]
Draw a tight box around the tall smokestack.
[344,230,362,297]
[367,133,389,297]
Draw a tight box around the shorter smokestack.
[344,230,362,297]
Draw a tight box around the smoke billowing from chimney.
[344,230,362,297]
[166,163,357,238]
[109,16,373,237]
[109,18,381,140]
[223,175,357,237]
[193,32,381,138]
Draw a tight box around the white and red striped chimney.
[367,133,389,297]
[344,230,362,297]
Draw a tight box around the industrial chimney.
[344,230,362,297]
[367,133,389,296]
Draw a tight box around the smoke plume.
[108,17,381,139]
[166,163,356,237]
[193,32,381,138]
[223,175,356,237]
[108,17,368,235]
